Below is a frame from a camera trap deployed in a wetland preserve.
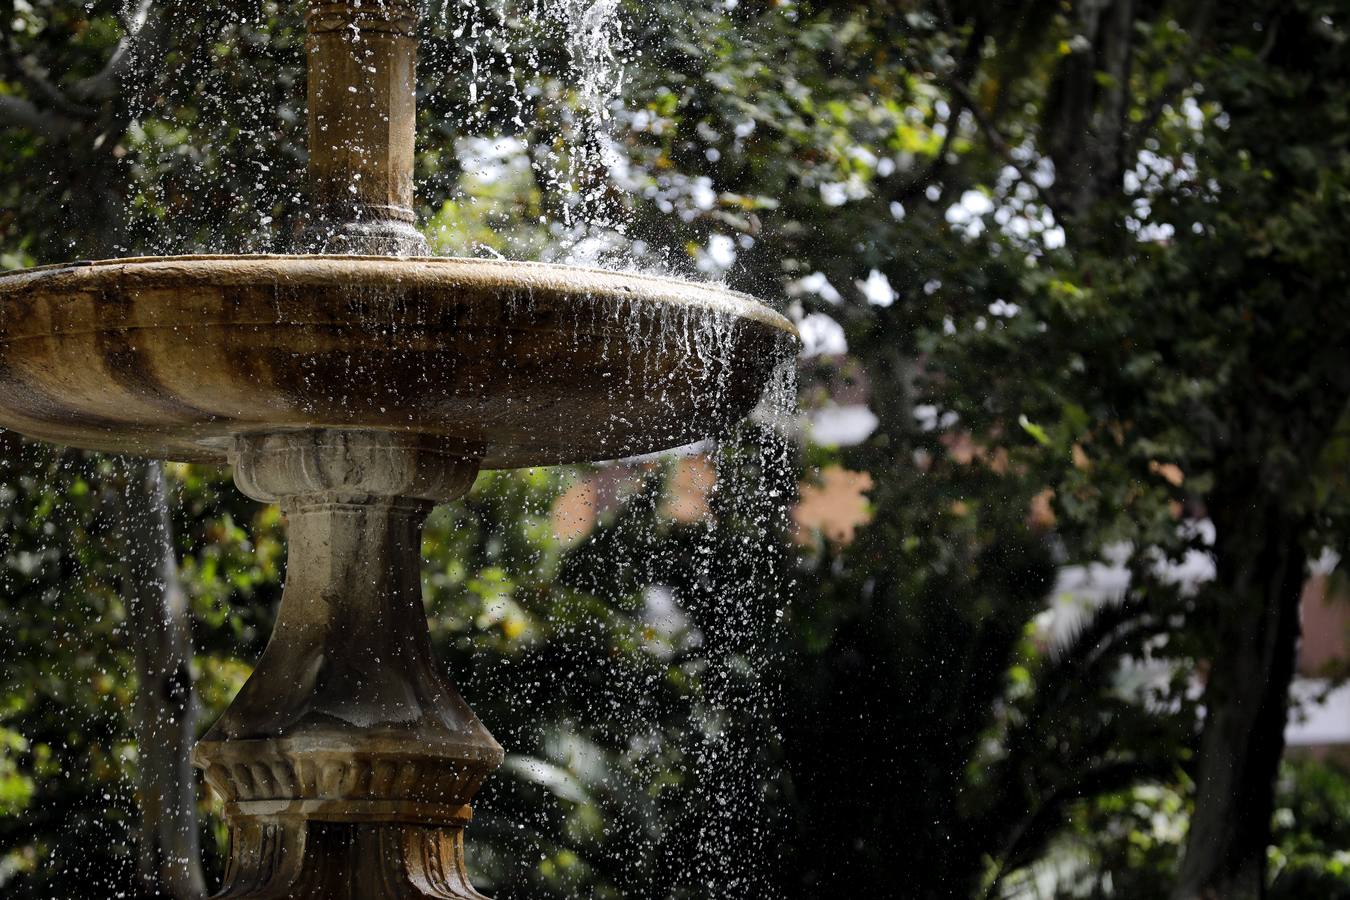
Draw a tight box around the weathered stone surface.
[304,0,425,255]
[194,431,500,898]
[0,255,795,466]
[214,819,488,898]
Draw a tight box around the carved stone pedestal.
[193,431,503,898]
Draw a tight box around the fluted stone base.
[215,820,486,899]
[194,431,502,899]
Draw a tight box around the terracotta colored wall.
[1299,574,1350,676]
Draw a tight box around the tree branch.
[1128,0,1217,149]
[945,77,1060,220]
[0,93,82,140]
[983,756,1174,897]
[70,0,160,103]
[0,2,164,142]
[888,9,982,205]
[3,42,99,120]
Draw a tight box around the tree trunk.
[1043,0,1136,225]
[119,459,207,900]
[1171,493,1306,900]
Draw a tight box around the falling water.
[422,0,639,264]
[431,1,802,887]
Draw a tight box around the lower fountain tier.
[0,254,796,466]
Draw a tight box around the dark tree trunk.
[1042,0,1136,225]
[1171,491,1306,900]
[119,460,207,900]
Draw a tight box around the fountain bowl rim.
[0,253,799,340]
[0,253,799,468]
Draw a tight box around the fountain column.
[192,431,502,898]
[194,6,502,894]
[304,0,429,256]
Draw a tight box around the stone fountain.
[0,1,795,897]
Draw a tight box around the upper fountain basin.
[0,255,797,467]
